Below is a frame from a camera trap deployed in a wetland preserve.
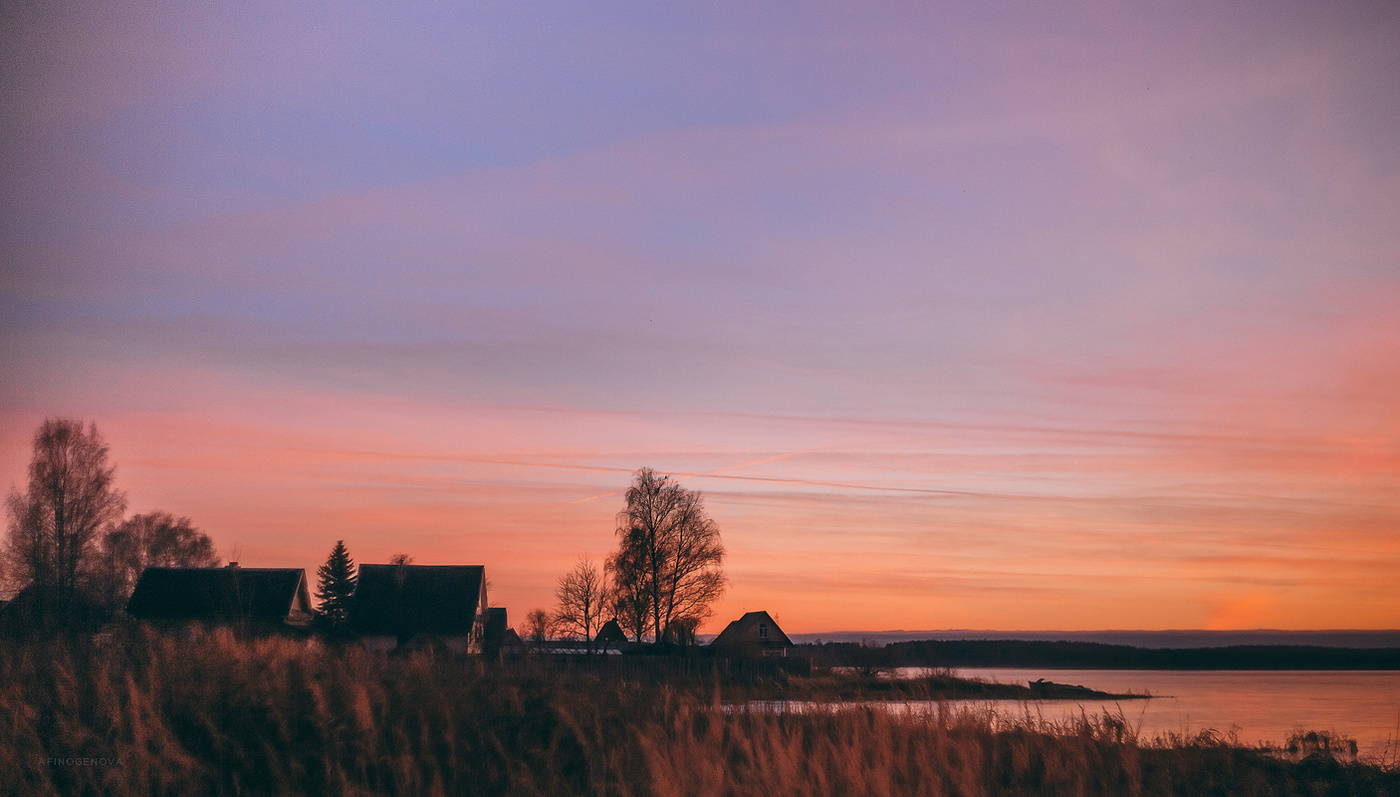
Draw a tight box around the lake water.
[939,668,1400,760]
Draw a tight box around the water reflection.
[737,669,1400,760]
[953,668,1400,758]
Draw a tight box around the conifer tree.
[316,540,357,632]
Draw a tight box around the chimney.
[226,562,240,569]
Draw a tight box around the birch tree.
[3,419,127,626]
[612,468,726,646]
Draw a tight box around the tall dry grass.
[2,627,1396,797]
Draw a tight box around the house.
[349,564,487,655]
[594,618,631,653]
[501,627,524,655]
[125,564,314,631]
[708,610,792,657]
[0,583,111,635]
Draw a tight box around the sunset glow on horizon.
[3,0,1397,633]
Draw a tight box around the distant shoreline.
[797,638,1400,670]
[782,629,1400,649]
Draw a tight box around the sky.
[2,0,1397,633]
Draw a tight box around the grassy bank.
[3,628,1397,797]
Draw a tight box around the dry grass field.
[3,628,1396,796]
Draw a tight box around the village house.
[0,583,110,635]
[708,610,793,657]
[348,564,487,655]
[594,618,631,653]
[125,563,314,632]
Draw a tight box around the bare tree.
[523,608,553,644]
[3,419,127,626]
[613,468,726,647]
[98,511,219,606]
[553,558,609,653]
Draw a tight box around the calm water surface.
[942,668,1400,759]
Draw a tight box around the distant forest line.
[786,629,1400,648]
[799,639,1400,670]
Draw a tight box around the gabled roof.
[1,583,109,633]
[349,564,485,637]
[710,610,792,648]
[127,567,310,623]
[595,618,627,645]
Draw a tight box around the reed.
[3,628,1396,797]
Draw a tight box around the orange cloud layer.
[5,355,1394,635]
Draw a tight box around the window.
[759,623,768,640]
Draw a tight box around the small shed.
[126,564,313,631]
[349,564,487,654]
[708,610,792,657]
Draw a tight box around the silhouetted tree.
[553,558,609,652]
[523,608,553,644]
[316,540,357,633]
[668,616,701,648]
[389,553,413,566]
[97,511,219,607]
[3,419,126,628]
[613,468,726,646]
[606,525,653,643]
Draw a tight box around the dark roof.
[595,618,627,645]
[127,567,308,623]
[0,583,110,634]
[349,564,485,637]
[710,611,792,648]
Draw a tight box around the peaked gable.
[127,567,311,625]
[595,618,627,645]
[710,611,792,648]
[350,564,486,638]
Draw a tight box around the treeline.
[801,639,1400,670]
[2,419,220,635]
